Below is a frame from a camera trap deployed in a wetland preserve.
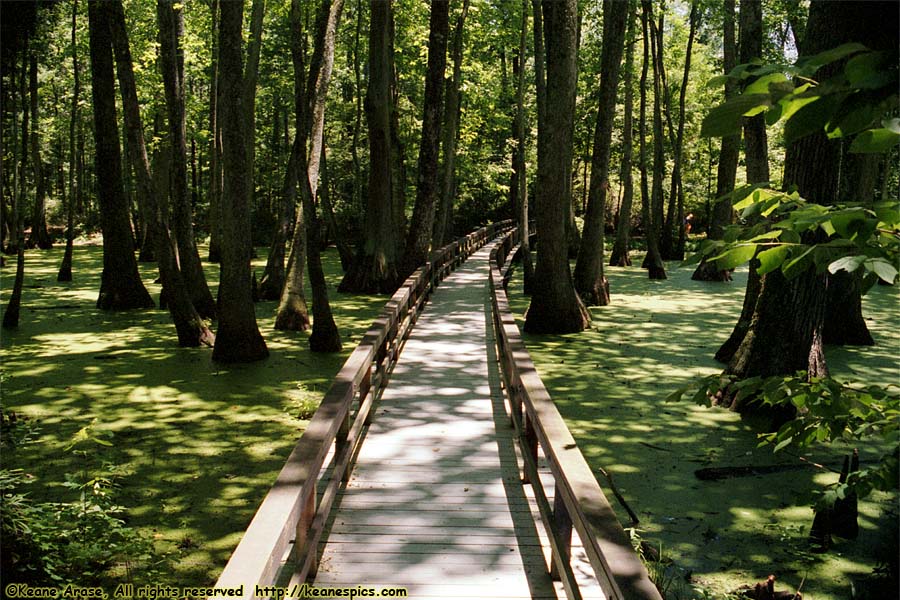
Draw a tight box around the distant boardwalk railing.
[489,228,663,600]
[211,221,513,600]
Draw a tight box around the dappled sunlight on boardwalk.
[314,244,600,599]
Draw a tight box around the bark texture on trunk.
[723,0,898,410]
[524,0,589,334]
[259,135,299,301]
[513,0,534,293]
[339,0,402,294]
[573,0,627,306]
[158,0,217,319]
[212,0,269,363]
[692,0,738,282]
[609,3,636,268]
[639,0,665,279]
[87,0,154,311]
[57,0,79,282]
[108,0,212,346]
[3,49,29,329]
[432,0,469,249]
[402,0,449,277]
[27,53,52,250]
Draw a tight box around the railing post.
[523,411,538,484]
[550,492,574,581]
[296,483,318,578]
[337,412,351,483]
[360,369,374,425]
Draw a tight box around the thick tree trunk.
[670,1,697,261]
[739,0,769,184]
[573,0,627,306]
[87,0,154,311]
[299,0,344,351]
[723,0,898,410]
[318,144,353,271]
[27,53,52,250]
[107,0,212,346]
[640,0,666,279]
[432,0,468,249]
[402,0,448,277]
[212,0,269,363]
[524,0,589,334]
[609,4,636,268]
[692,0,738,282]
[158,0,217,319]
[57,0,79,282]
[339,0,402,294]
[350,0,364,218]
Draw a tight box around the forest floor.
[507,256,899,600]
[0,242,385,588]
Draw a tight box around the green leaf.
[850,128,900,153]
[712,244,758,270]
[781,245,816,278]
[702,94,772,138]
[828,254,868,275]
[743,72,790,96]
[845,51,896,90]
[829,208,869,238]
[784,95,841,144]
[773,436,794,452]
[865,257,899,283]
[757,245,792,275]
[802,42,867,71]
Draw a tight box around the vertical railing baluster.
[550,492,573,581]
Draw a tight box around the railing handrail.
[212,220,514,599]
[488,227,662,600]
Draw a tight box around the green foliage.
[0,408,171,587]
[701,43,899,152]
[688,184,900,288]
[667,374,900,510]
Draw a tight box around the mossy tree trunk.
[573,0,628,306]
[87,0,154,312]
[523,0,590,334]
[212,0,269,363]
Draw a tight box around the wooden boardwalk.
[313,243,600,599]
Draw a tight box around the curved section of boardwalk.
[314,242,558,599]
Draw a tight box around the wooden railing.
[212,221,513,600]
[488,228,663,600]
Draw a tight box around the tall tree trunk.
[298,0,344,351]
[670,1,698,261]
[259,135,299,301]
[157,0,217,319]
[242,0,266,231]
[609,2,636,267]
[212,0,269,363]
[523,0,589,334]
[402,0,449,277]
[573,0,628,306]
[318,137,353,270]
[87,0,155,311]
[58,0,80,282]
[432,0,469,248]
[640,0,666,279]
[513,0,534,292]
[338,0,402,294]
[723,0,897,411]
[107,0,213,346]
[3,48,29,329]
[207,0,222,263]
[350,0,364,218]
[692,0,738,282]
[27,52,52,250]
